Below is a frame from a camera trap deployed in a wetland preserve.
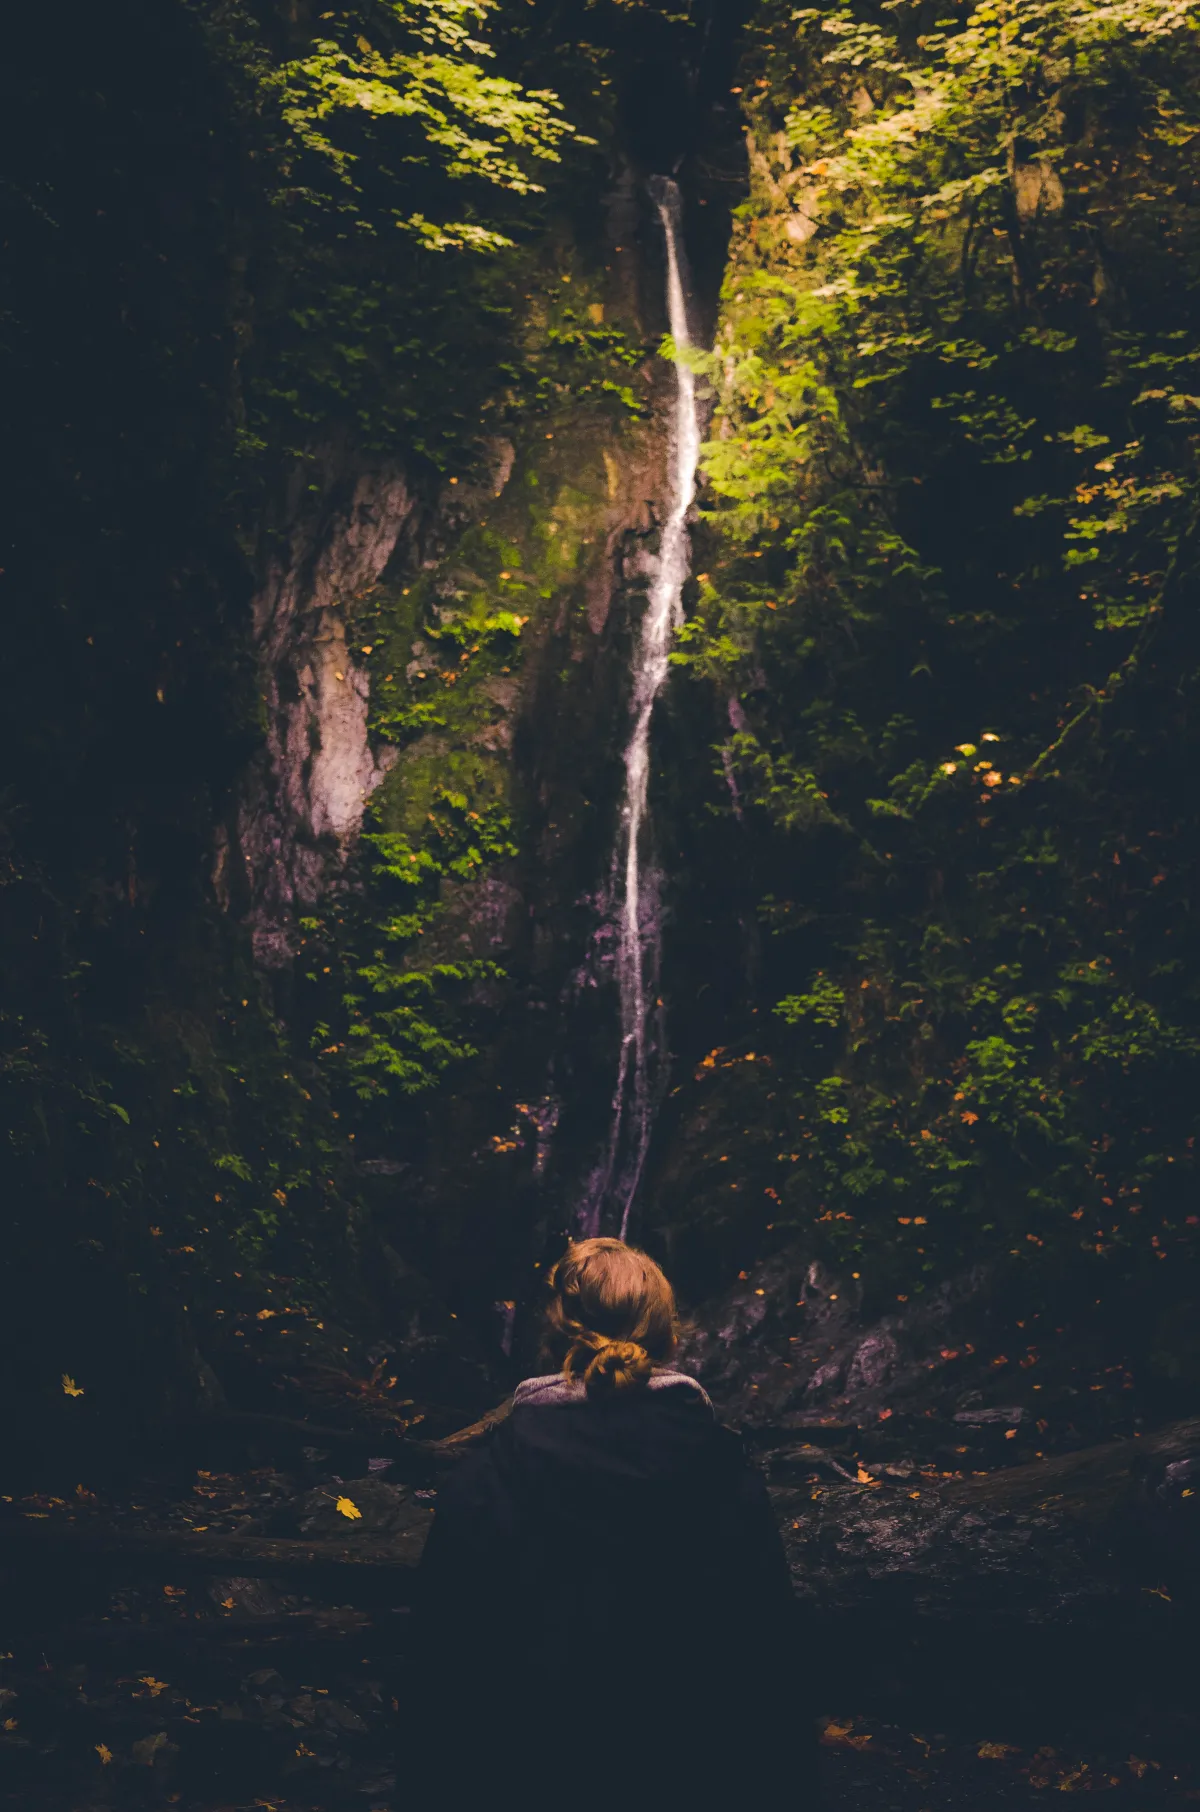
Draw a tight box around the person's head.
[541,1237,679,1395]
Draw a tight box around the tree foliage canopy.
[670,0,1200,1309]
[279,0,580,249]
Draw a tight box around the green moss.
[298,328,653,1135]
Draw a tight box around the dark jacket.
[412,1371,817,1808]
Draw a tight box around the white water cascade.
[581,176,702,1239]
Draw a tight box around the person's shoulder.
[428,1421,511,1518]
[509,1369,715,1410]
[642,1375,748,1469]
[511,1372,584,1410]
[647,1368,715,1410]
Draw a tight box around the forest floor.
[1,1458,1198,1810]
[2,1277,1197,1810]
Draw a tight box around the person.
[411,1236,818,1807]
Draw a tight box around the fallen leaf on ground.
[61,1375,84,1397]
[131,1731,172,1766]
[335,1496,363,1520]
[821,1721,874,1751]
[95,1744,113,1765]
[978,1742,1019,1759]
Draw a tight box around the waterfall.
[581,176,702,1239]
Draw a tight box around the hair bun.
[546,1239,679,1393]
[582,1337,653,1394]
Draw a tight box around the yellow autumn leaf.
[96,1744,113,1765]
[979,1742,1019,1760]
[139,1676,169,1697]
[3,1719,17,1732]
[821,1721,874,1751]
[335,1496,363,1521]
[61,1374,84,1397]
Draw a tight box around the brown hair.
[541,1237,679,1395]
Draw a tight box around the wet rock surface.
[228,451,419,970]
[681,1243,1200,1722]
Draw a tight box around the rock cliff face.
[224,457,417,968]
[219,175,726,1326]
[331,398,682,1303]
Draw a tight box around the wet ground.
[1,1462,1197,1810]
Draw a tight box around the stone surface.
[224,455,416,967]
[677,1239,1200,1672]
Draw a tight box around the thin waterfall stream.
[581,176,702,1238]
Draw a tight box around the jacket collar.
[512,1370,713,1410]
